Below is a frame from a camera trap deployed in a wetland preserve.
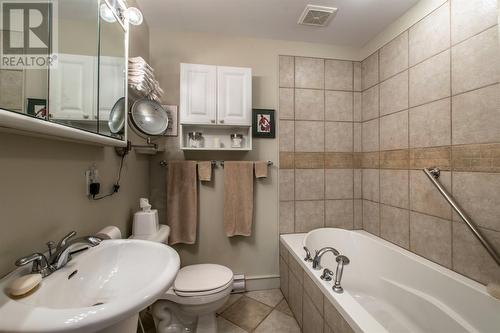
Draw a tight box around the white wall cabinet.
[179,63,252,150]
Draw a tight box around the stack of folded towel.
[128,57,164,103]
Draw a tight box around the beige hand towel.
[197,161,212,181]
[224,161,254,237]
[166,161,198,245]
[254,161,268,178]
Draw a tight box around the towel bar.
[159,160,217,167]
[219,161,273,168]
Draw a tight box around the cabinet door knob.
[219,120,224,124]
[83,114,89,119]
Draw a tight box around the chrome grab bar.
[423,168,500,266]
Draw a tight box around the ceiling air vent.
[298,5,337,27]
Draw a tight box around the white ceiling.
[136,0,419,47]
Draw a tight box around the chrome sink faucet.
[312,247,339,270]
[15,231,102,277]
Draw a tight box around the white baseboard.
[244,274,280,291]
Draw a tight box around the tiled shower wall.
[278,56,363,234]
[359,0,500,285]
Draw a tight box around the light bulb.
[126,7,143,26]
[100,3,116,23]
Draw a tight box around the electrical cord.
[91,153,126,200]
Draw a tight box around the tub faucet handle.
[303,246,313,262]
[320,268,333,281]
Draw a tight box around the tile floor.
[138,289,300,333]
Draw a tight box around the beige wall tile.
[452,84,500,145]
[280,152,295,169]
[451,27,500,95]
[409,50,450,107]
[279,241,289,263]
[380,204,410,249]
[288,272,303,327]
[354,62,362,92]
[295,152,325,169]
[353,123,361,153]
[279,170,294,201]
[363,200,380,235]
[279,201,294,234]
[452,143,500,173]
[380,31,409,81]
[354,169,362,198]
[410,212,452,268]
[409,98,451,148]
[353,92,361,121]
[303,273,324,315]
[450,0,499,44]
[295,169,325,200]
[325,152,354,169]
[295,57,324,89]
[280,120,294,152]
[410,170,452,219]
[324,298,354,333]
[303,293,324,333]
[380,169,409,209]
[326,199,354,229]
[295,121,324,152]
[380,149,410,169]
[325,59,353,91]
[279,88,294,120]
[380,110,409,151]
[380,70,408,116]
[452,222,500,285]
[452,172,500,231]
[325,169,353,199]
[325,91,353,121]
[325,122,353,152]
[354,199,363,229]
[362,119,379,152]
[409,2,450,66]
[280,55,294,88]
[362,52,379,90]
[289,256,304,284]
[409,146,451,170]
[295,200,325,232]
[362,169,379,202]
[361,85,379,121]
[279,256,289,299]
[295,88,325,121]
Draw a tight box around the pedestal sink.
[0,239,180,333]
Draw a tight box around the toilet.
[131,225,234,333]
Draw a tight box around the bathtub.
[280,228,500,333]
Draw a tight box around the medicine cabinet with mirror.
[0,0,128,146]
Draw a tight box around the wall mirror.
[0,0,128,146]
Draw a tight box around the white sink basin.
[0,239,180,333]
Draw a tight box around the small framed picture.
[26,98,47,119]
[252,109,275,138]
[162,105,178,136]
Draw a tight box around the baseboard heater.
[232,274,246,293]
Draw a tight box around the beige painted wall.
[0,14,151,277]
[147,30,358,282]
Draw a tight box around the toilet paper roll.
[96,226,122,240]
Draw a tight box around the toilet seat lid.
[174,264,233,293]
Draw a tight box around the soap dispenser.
[132,198,159,237]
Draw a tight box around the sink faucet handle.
[46,241,55,256]
[303,246,313,262]
[15,253,52,277]
[57,231,77,250]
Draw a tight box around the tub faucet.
[312,247,339,270]
[303,246,313,262]
[332,255,350,293]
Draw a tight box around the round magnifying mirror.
[108,97,126,134]
[130,99,169,136]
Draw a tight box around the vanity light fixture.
[126,7,144,26]
[100,3,117,23]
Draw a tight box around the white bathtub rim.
[280,233,387,333]
[305,228,492,299]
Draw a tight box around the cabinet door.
[217,66,252,125]
[180,63,217,124]
[49,54,95,120]
[99,56,125,121]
